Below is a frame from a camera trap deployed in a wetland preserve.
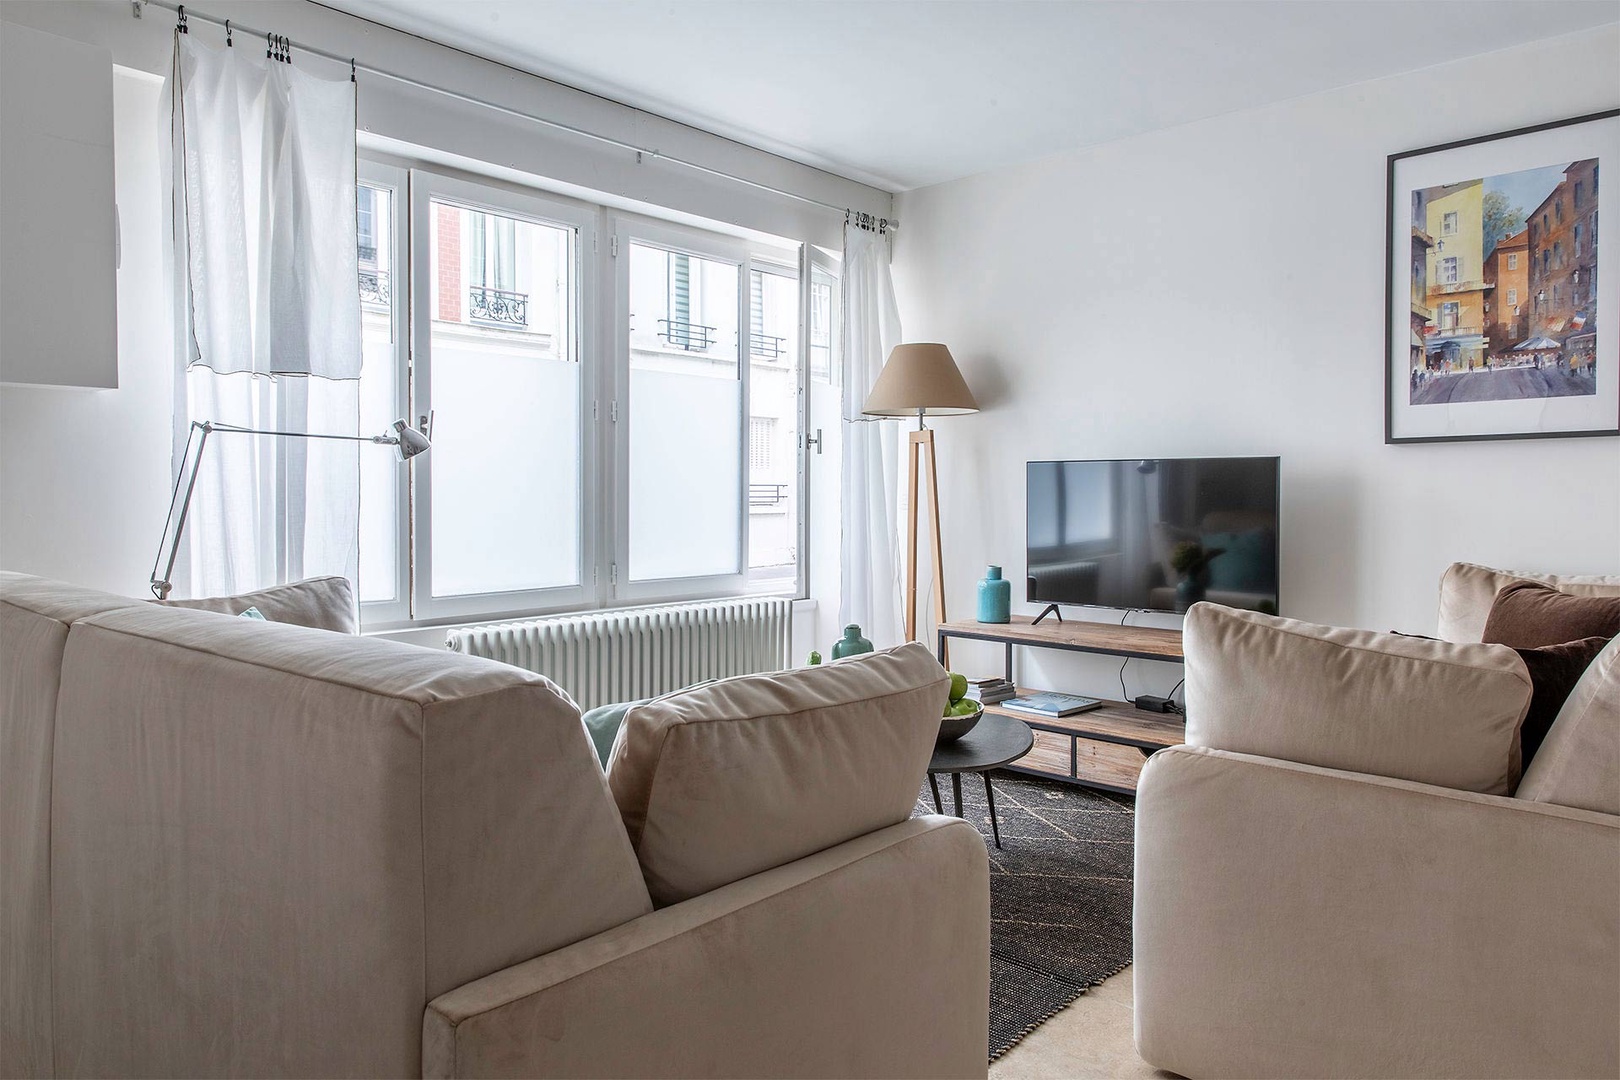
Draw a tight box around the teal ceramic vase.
[977,565,1011,623]
[830,624,874,659]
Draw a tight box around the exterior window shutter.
[672,253,691,326]
[750,270,765,354]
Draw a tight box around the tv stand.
[936,615,1185,795]
[1031,603,1063,625]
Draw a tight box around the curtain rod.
[138,0,896,228]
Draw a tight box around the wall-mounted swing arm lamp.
[149,416,432,600]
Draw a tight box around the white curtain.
[172,35,361,597]
[839,223,904,648]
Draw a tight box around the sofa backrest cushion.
[1438,561,1620,643]
[1517,635,1620,815]
[0,574,143,1079]
[47,603,651,1078]
[1185,603,1532,795]
[155,574,358,633]
[607,642,950,907]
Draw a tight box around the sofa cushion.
[155,575,357,633]
[606,642,951,907]
[1513,636,1611,766]
[1437,561,1620,643]
[1482,580,1620,650]
[1517,636,1620,815]
[1184,603,1532,795]
[0,574,143,1079]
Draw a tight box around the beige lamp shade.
[862,343,980,417]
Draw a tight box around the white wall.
[893,27,1620,697]
[0,69,173,595]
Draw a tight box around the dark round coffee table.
[927,713,1034,848]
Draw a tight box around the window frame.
[609,214,751,605]
[357,154,814,630]
[748,254,808,598]
[408,168,602,625]
[357,159,413,626]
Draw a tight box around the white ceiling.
[322,0,1620,191]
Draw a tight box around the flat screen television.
[1026,457,1279,616]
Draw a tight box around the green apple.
[948,672,968,703]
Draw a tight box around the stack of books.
[966,676,1015,706]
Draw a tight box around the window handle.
[805,428,822,455]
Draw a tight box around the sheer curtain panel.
[171,34,361,597]
[839,223,904,649]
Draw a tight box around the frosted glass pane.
[429,200,579,597]
[627,241,741,582]
[629,369,740,580]
[357,330,397,602]
[430,346,579,595]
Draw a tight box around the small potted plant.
[1170,540,1225,611]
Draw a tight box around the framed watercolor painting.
[1386,109,1619,443]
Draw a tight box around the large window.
[355,164,812,626]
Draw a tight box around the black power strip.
[1133,694,1177,714]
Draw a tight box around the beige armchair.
[1133,563,1620,1079]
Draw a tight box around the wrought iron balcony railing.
[358,243,378,263]
[749,482,788,507]
[360,267,391,307]
[468,286,529,327]
[659,318,716,351]
[750,333,786,360]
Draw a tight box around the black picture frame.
[1385,108,1620,444]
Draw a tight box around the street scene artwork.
[1387,110,1618,442]
[1408,159,1598,406]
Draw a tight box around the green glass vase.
[830,624,874,660]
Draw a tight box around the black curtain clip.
[350,58,357,83]
[266,31,274,59]
[176,4,188,33]
[224,19,232,46]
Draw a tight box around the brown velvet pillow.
[1481,581,1620,649]
[1513,636,1611,766]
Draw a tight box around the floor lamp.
[149,417,432,600]
[862,343,980,653]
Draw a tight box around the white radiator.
[446,597,794,712]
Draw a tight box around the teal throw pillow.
[580,698,651,769]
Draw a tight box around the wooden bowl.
[937,704,984,744]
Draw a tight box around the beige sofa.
[0,573,990,1079]
[1133,562,1620,1079]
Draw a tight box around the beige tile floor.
[990,966,1179,1079]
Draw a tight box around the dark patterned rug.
[914,771,1136,1061]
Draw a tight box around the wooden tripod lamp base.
[905,427,948,649]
